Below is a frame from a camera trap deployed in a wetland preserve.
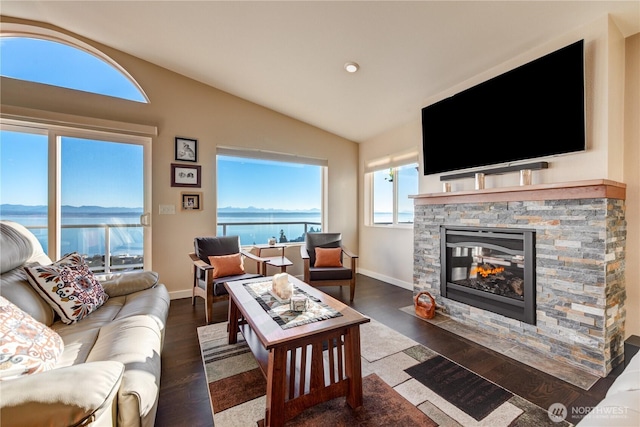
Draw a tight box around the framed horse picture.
[175,137,198,162]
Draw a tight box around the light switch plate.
[159,204,175,215]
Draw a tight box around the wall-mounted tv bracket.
[439,161,549,181]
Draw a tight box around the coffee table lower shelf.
[237,321,361,425]
[238,323,269,374]
[227,275,369,427]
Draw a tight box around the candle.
[272,273,292,300]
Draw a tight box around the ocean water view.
[0,207,322,261]
[217,211,321,245]
[1,206,411,270]
[0,212,144,263]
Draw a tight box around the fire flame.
[471,265,505,278]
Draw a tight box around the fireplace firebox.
[440,226,536,324]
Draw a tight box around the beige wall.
[359,17,640,338]
[358,120,419,290]
[623,32,640,338]
[0,17,358,299]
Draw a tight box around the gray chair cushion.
[194,236,240,263]
[309,266,352,281]
[209,274,262,296]
[196,273,262,297]
[194,235,261,296]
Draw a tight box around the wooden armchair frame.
[301,241,358,302]
[190,248,265,323]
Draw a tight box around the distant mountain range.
[218,206,320,214]
[0,204,142,215]
[1,204,320,215]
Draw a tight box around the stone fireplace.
[441,226,536,325]
[412,179,626,377]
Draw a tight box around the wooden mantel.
[411,179,626,205]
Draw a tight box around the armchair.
[300,232,358,301]
[190,235,264,323]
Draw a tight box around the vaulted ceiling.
[1,1,639,142]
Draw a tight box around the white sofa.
[0,221,170,427]
[577,349,640,426]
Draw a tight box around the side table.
[253,244,293,274]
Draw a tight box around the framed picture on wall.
[175,137,198,162]
[181,192,202,210]
[171,164,201,187]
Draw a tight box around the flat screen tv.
[422,39,585,176]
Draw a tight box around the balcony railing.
[22,220,321,272]
[217,221,322,245]
[25,223,143,273]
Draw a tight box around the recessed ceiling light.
[344,62,359,73]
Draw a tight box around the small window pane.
[0,130,49,252]
[217,155,322,245]
[61,137,144,271]
[397,163,418,223]
[0,37,146,102]
[373,169,394,224]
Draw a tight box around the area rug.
[400,305,599,390]
[198,319,570,426]
[405,355,512,421]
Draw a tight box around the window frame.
[365,151,419,228]
[0,24,149,103]
[0,111,156,267]
[215,147,327,247]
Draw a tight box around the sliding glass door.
[0,126,151,272]
[0,129,49,248]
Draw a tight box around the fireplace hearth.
[440,226,536,325]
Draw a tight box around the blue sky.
[217,156,321,211]
[0,37,321,211]
[372,164,418,215]
[1,131,144,208]
[0,36,413,214]
[0,37,145,101]
[0,37,146,208]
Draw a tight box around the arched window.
[1,25,154,270]
[0,35,148,103]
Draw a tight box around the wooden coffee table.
[225,275,370,427]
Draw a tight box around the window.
[0,130,49,247]
[216,149,325,246]
[0,125,152,272]
[367,155,418,225]
[0,36,147,103]
[60,136,146,269]
[0,27,154,270]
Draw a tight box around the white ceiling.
[1,1,639,142]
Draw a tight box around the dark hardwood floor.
[155,274,621,426]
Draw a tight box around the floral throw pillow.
[0,296,64,380]
[23,252,109,324]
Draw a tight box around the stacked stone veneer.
[413,197,626,377]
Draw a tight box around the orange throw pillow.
[208,253,245,278]
[314,247,343,267]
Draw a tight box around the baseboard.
[357,268,413,290]
[169,289,193,300]
[169,272,410,299]
[625,335,640,367]
[168,275,307,300]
